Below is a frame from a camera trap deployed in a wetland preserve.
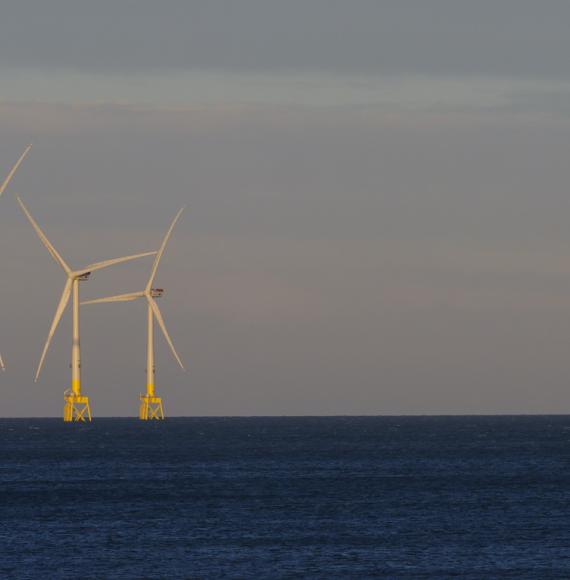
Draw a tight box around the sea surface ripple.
[1,416,570,578]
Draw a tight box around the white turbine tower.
[16,196,156,422]
[83,208,185,420]
[0,145,32,370]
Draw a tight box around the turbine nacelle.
[76,272,92,281]
[150,288,164,298]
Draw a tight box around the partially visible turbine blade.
[80,251,156,275]
[0,352,4,371]
[16,196,71,274]
[82,292,144,305]
[146,208,185,292]
[0,145,31,198]
[35,279,72,382]
[148,297,185,370]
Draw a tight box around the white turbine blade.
[148,296,185,370]
[0,145,31,198]
[0,352,4,371]
[16,196,71,274]
[79,251,156,275]
[82,292,144,305]
[146,208,184,292]
[35,279,72,382]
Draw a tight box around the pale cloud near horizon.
[4,70,570,116]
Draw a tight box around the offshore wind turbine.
[0,145,32,370]
[16,196,156,422]
[83,208,185,420]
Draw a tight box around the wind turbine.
[16,196,156,422]
[83,208,185,420]
[1,145,32,370]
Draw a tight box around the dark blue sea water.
[2,416,570,578]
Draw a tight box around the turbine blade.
[148,297,185,370]
[0,145,31,198]
[82,292,144,305]
[146,208,185,292]
[35,279,72,382]
[16,196,71,274]
[80,251,156,275]
[0,352,4,371]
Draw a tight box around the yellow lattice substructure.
[63,390,92,422]
[139,393,164,420]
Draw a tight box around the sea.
[1,416,570,578]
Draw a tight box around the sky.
[3,1,570,416]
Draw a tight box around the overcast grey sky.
[3,1,570,78]
[3,2,570,416]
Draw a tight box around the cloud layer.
[3,1,570,78]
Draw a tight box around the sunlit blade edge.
[148,296,185,370]
[0,144,31,197]
[82,251,156,274]
[146,207,185,291]
[16,195,70,273]
[35,279,72,382]
[82,292,144,305]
